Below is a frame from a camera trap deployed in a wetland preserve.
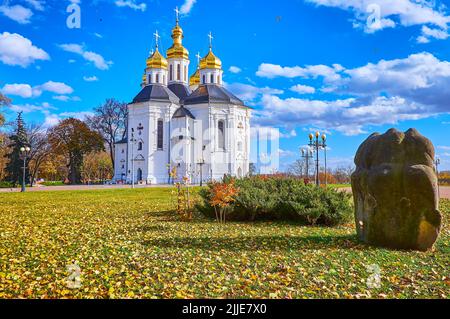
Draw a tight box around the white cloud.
[24,0,45,11]
[180,0,197,15]
[417,25,449,43]
[59,43,112,70]
[83,75,99,82]
[438,146,450,151]
[114,0,146,12]
[59,111,94,119]
[2,81,74,98]
[0,5,33,24]
[280,129,297,138]
[290,84,316,94]
[9,102,54,114]
[225,83,284,103]
[256,63,343,83]
[0,32,50,67]
[279,148,296,158]
[36,81,74,95]
[1,84,33,98]
[229,66,242,74]
[306,0,450,38]
[52,95,81,102]
[254,52,450,136]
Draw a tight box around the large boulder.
[351,128,442,251]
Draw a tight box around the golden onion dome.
[189,69,200,86]
[200,49,222,70]
[166,23,189,60]
[146,48,168,70]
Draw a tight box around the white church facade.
[113,11,251,185]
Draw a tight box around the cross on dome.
[174,6,180,23]
[153,30,160,49]
[208,32,214,49]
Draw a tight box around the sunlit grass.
[0,189,448,299]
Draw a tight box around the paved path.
[1,184,449,198]
[0,184,173,193]
[342,186,450,199]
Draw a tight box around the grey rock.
[351,128,442,251]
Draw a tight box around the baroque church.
[113,10,251,185]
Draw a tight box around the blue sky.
[1,0,450,170]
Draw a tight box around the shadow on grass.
[141,234,361,251]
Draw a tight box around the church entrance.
[137,168,143,182]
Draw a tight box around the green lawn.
[0,188,448,299]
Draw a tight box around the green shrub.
[41,181,65,186]
[197,176,353,226]
[0,181,14,188]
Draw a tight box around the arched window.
[177,64,181,81]
[157,119,164,150]
[170,65,173,81]
[210,74,214,84]
[156,73,160,84]
[217,75,221,84]
[163,75,166,84]
[202,75,206,84]
[218,120,225,150]
[184,66,187,82]
[138,141,143,151]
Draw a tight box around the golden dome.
[146,48,168,70]
[166,23,189,60]
[189,69,200,86]
[200,49,222,70]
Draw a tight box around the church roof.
[182,84,245,106]
[173,106,195,119]
[168,83,191,99]
[132,84,180,104]
[115,138,127,144]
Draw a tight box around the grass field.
[0,188,448,299]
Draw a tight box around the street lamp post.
[198,145,206,187]
[436,157,441,199]
[308,132,327,187]
[20,146,31,192]
[131,128,136,189]
[301,147,313,181]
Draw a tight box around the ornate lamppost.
[308,132,327,187]
[20,146,31,192]
[301,147,313,181]
[436,157,441,198]
[130,128,137,189]
[197,145,206,186]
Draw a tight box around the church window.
[217,75,220,84]
[210,74,214,83]
[238,142,243,152]
[218,120,225,150]
[177,64,181,81]
[163,75,166,84]
[138,141,143,151]
[202,75,206,84]
[157,120,164,150]
[156,73,160,84]
[170,65,173,81]
[184,66,187,82]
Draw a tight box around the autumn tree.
[86,99,128,170]
[0,133,9,181]
[5,112,30,186]
[27,124,52,186]
[48,118,104,184]
[0,93,10,127]
[82,151,113,184]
